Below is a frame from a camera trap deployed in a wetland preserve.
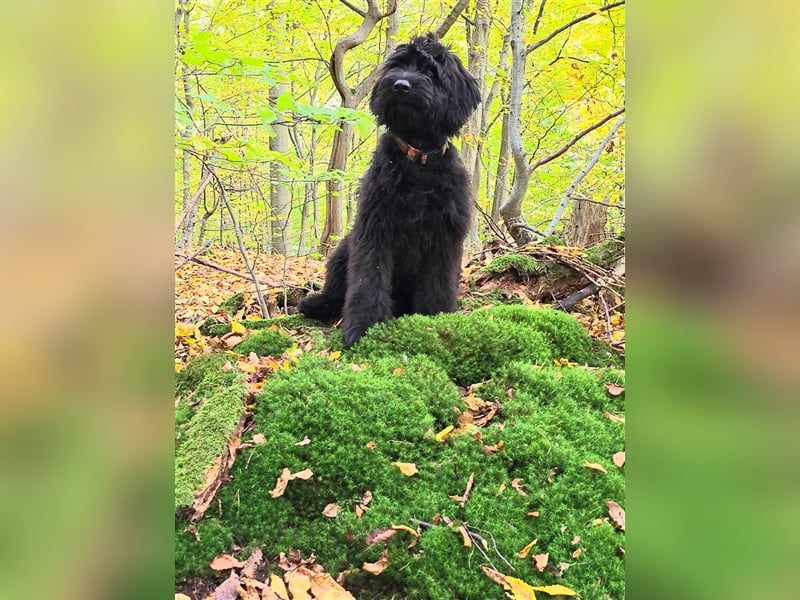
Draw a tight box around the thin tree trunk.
[269,82,291,254]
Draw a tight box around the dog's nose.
[393,79,411,93]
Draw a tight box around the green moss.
[585,237,625,267]
[175,355,246,508]
[203,314,317,337]
[233,328,293,357]
[350,312,552,386]
[175,308,625,598]
[219,292,245,315]
[476,305,596,365]
[540,234,565,245]
[480,253,543,277]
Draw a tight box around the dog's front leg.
[342,239,394,347]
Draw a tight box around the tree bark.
[269,82,291,254]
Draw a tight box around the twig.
[525,1,625,56]
[175,253,271,286]
[597,287,615,344]
[175,239,214,270]
[459,473,475,508]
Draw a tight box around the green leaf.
[276,91,296,112]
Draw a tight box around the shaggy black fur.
[299,33,481,347]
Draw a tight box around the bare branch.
[525,1,625,56]
[339,0,366,18]
[528,106,624,173]
[544,116,624,235]
[434,0,471,39]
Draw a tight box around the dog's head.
[369,33,481,143]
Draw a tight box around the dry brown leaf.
[238,585,260,600]
[222,334,243,349]
[606,383,625,396]
[354,503,365,518]
[212,571,240,600]
[209,553,245,571]
[607,500,626,531]
[571,547,584,559]
[457,524,473,547]
[252,433,266,445]
[284,570,312,600]
[269,468,292,498]
[292,468,314,480]
[365,527,397,546]
[241,547,263,579]
[604,411,625,424]
[612,451,625,468]
[322,503,340,518]
[365,440,376,450]
[175,595,192,600]
[480,566,508,587]
[511,478,527,496]
[498,482,507,495]
[527,510,540,518]
[583,461,608,474]
[295,436,311,446]
[391,461,418,476]
[362,548,390,575]
[517,539,538,558]
[299,566,356,600]
[482,440,504,454]
[532,552,549,572]
[391,524,420,548]
[392,367,405,375]
[361,490,373,506]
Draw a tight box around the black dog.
[299,33,480,347]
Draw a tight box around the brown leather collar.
[395,137,448,165]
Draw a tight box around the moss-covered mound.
[232,328,294,357]
[350,307,602,385]
[175,354,247,508]
[175,307,625,599]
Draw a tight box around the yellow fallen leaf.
[435,425,454,442]
[531,583,578,596]
[391,461,418,476]
[268,574,288,598]
[285,570,312,600]
[392,367,405,375]
[456,524,472,547]
[175,595,192,600]
[517,539,538,559]
[583,461,608,474]
[505,575,539,599]
[329,350,342,361]
[231,321,246,334]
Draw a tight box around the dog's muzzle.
[393,79,412,93]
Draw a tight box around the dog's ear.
[441,53,482,134]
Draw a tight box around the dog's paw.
[343,324,367,349]
[298,293,343,320]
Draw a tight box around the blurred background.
[0,1,797,598]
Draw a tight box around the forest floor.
[174,246,625,600]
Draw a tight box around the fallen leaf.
[365,527,397,546]
[483,440,505,454]
[391,524,420,548]
[351,363,363,371]
[531,583,578,596]
[269,468,292,498]
[480,566,509,587]
[329,350,342,361]
[606,383,625,396]
[604,411,625,424]
[295,436,311,446]
[299,566,356,600]
[526,510,540,518]
[391,461,418,476]
[362,548,390,575]
[435,425,454,442]
[292,468,314,480]
[392,367,405,375]
[268,574,289,598]
[511,478,527,496]
[607,500,626,531]
[354,504,365,518]
[366,440,376,450]
[209,553,244,571]
[252,433,266,445]
[571,536,581,545]
[504,575,539,599]
[532,552,549,572]
[322,503,340,518]
[361,490,373,506]
[212,571,240,600]
[457,524,473,547]
[175,595,191,600]
[571,547,584,558]
[285,570,312,600]
[231,321,246,334]
[241,547,263,579]
[583,461,608,474]
[613,451,625,468]
[518,539,538,558]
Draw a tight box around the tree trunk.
[565,198,608,247]
[491,109,511,222]
[176,0,196,252]
[269,83,291,254]
[462,0,489,250]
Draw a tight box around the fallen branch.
[175,239,213,270]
